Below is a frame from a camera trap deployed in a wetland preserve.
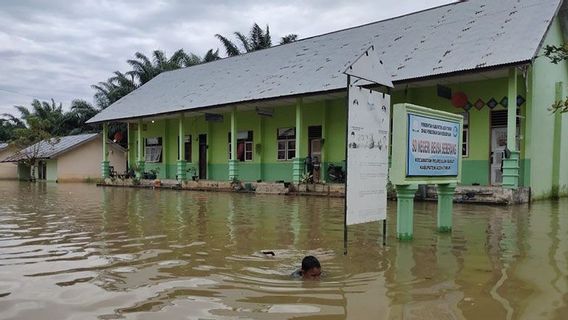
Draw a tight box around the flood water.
[0,181,567,319]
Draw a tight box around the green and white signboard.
[391,104,463,185]
[391,103,463,240]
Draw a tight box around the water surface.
[0,181,567,319]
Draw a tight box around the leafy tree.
[9,116,58,181]
[0,117,25,141]
[544,44,568,113]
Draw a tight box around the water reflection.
[0,181,567,319]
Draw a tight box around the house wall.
[45,159,58,182]
[57,137,126,182]
[528,18,568,199]
[0,148,18,180]
[133,100,346,182]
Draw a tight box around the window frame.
[461,112,469,158]
[277,127,296,161]
[228,130,254,162]
[144,137,163,163]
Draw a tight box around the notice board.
[345,85,390,226]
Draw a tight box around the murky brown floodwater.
[0,181,567,319]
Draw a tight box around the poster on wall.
[346,85,390,226]
[406,114,460,177]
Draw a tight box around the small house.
[1,133,126,182]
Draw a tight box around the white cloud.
[0,0,453,116]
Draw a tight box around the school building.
[88,0,568,200]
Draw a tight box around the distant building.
[1,133,126,182]
[87,0,568,200]
[0,143,18,180]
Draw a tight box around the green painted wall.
[46,160,57,182]
[127,78,522,186]
[529,18,568,199]
[391,75,526,186]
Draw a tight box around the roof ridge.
[159,1,461,76]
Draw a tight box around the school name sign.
[391,104,463,185]
[407,114,460,176]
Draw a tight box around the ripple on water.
[112,267,138,273]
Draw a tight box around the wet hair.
[301,256,321,271]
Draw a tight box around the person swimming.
[292,255,322,280]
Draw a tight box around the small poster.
[346,85,390,226]
[406,114,460,177]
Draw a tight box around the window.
[177,135,192,162]
[145,137,162,163]
[228,131,253,162]
[277,127,296,161]
[461,112,469,157]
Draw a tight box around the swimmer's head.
[301,255,321,280]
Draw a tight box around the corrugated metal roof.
[88,0,562,123]
[2,133,99,162]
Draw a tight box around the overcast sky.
[0,0,454,116]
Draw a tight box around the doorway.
[490,127,507,185]
[308,126,322,182]
[198,134,207,180]
[37,161,47,180]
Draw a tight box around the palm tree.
[0,117,25,141]
[216,23,274,57]
[8,99,66,136]
[280,34,298,44]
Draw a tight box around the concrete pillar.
[229,107,239,180]
[177,116,187,181]
[101,122,110,178]
[258,115,263,180]
[396,184,418,240]
[136,119,145,178]
[437,183,456,233]
[503,68,519,189]
[293,98,304,183]
[321,100,328,182]
[162,120,167,179]
[127,123,132,168]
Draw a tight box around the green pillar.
[177,116,187,181]
[437,184,456,233]
[229,107,239,180]
[136,119,145,178]
[396,184,418,240]
[502,68,519,189]
[257,115,263,180]
[101,122,110,178]
[127,123,132,168]
[162,120,167,179]
[293,98,304,183]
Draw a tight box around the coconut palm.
[8,99,66,135]
[216,23,273,57]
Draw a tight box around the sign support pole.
[382,219,387,246]
[437,183,456,232]
[395,184,418,240]
[343,75,351,256]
